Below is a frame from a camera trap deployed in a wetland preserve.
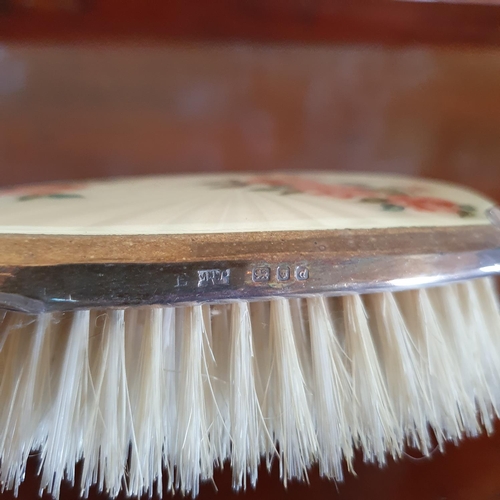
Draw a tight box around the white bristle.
[207,305,231,469]
[266,298,319,486]
[39,311,91,498]
[365,293,433,453]
[342,295,402,464]
[228,301,266,490]
[80,309,131,498]
[126,308,167,497]
[460,280,500,414]
[1,278,500,498]
[307,296,354,479]
[174,305,214,497]
[0,313,45,495]
[396,288,477,446]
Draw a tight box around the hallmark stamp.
[295,266,309,281]
[277,265,291,281]
[252,266,271,282]
[197,269,230,287]
[175,273,189,287]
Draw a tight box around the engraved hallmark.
[252,263,309,284]
[295,265,309,280]
[175,273,189,287]
[252,266,271,282]
[277,265,291,281]
[197,269,230,287]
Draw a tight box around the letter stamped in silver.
[175,273,189,287]
[295,266,309,280]
[197,269,231,287]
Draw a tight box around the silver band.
[1,223,500,313]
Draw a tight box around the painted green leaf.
[381,188,406,196]
[381,203,405,212]
[279,188,301,195]
[18,195,43,202]
[361,197,388,203]
[48,193,84,199]
[457,204,476,218]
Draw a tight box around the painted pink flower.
[218,175,474,217]
[387,195,459,214]
[246,175,374,199]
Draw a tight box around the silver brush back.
[0,222,500,313]
[0,173,499,313]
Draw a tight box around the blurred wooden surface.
[2,0,500,47]
[1,35,500,500]
[0,44,499,201]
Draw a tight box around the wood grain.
[1,45,500,203]
[2,0,500,47]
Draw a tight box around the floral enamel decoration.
[211,174,477,218]
[0,182,86,202]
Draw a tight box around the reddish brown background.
[1,43,500,204]
[2,2,500,499]
[4,0,500,47]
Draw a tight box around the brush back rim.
[1,172,499,312]
[0,225,499,312]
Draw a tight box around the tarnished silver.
[1,210,500,313]
[487,205,500,228]
[0,227,500,313]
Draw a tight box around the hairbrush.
[1,172,500,498]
